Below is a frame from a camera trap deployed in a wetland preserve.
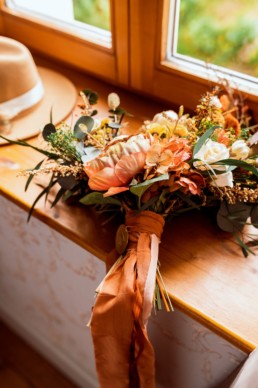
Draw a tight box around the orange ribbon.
[90,211,165,388]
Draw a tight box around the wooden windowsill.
[0,55,258,355]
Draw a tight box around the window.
[0,0,129,85]
[129,0,258,115]
[6,0,111,47]
[174,0,258,79]
[1,0,258,114]
[165,0,258,94]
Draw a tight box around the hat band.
[0,80,44,120]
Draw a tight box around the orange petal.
[84,159,107,178]
[103,186,129,197]
[115,152,146,184]
[146,144,162,165]
[89,167,122,191]
[159,149,173,166]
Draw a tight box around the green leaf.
[90,109,98,117]
[217,201,251,233]
[25,159,45,192]
[45,173,55,204]
[57,175,77,190]
[130,173,169,199]
[193,125,221,156]
[51,187,66,208]
[27,180,58,222]
[136,195,160,212]
[82,89,98,105]
[80,192,121,206]
[233,233,255,257]
[155,283,162,311]
[251,205,258,228]
[74,116,94,139]
[175,191,201,210]
[62,190,74,201]
[214,159,258,178]
[0,135,60,159]
[42,123,56,141]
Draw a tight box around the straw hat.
[0,36,78,145]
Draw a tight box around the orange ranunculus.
[84,152,147,196]
[169,171,206,196]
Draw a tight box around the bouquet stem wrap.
[90,210,165,388]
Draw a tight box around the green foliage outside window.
[177,0,258,77]
[73,0,258,78]
[73,0,110,31]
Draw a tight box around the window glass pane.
[73,0,110,31]
[172,0,258,78]
[6,0,111,46]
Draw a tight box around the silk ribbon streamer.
[90,210,165,388]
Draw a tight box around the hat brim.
[0,67,78,146]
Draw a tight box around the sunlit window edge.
[5,0,112,49]
[165,53,258,97]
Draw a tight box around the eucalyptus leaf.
[57,175,77,190]
[90,109,98,117]
[193,125,221,156]
[217,201,251,233]
[82,89,98,105]
[42,123,56,141]
[108,122,122,130]
[74,116,94,139]
[130,173,169,199]
[81,147,101,164]
[80,191,121,206]
[251,205,258,228]
[214,159,258,178]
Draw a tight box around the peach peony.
[84,152,147,196]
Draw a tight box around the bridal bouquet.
[1,86,258,387]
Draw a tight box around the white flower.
[211,171,234,188]
[153,110,178,126]
[108,93,120,110]
[194,139,229,170]
[230,140,250,160]
[209,96,222,109]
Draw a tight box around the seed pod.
[108,93,120,111]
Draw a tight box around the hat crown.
[0,36,39,104]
